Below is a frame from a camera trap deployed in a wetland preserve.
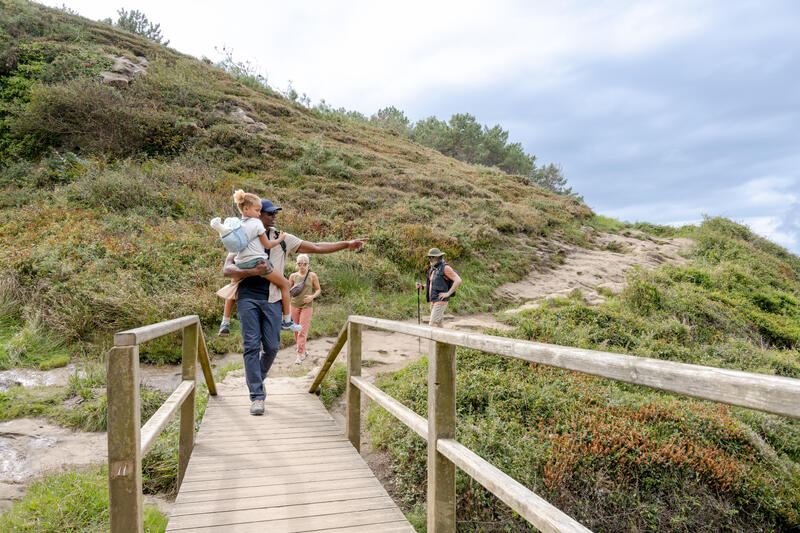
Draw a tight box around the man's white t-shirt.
[267,230,302,303]
[234,218,267,265]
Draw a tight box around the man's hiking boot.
[250,399,265,415]
[218,322,230,337]
[281,319,303,332]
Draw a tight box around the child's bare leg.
[218,297,236,336]
[265,271,292,316]
[223,298,235,320]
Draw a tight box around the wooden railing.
[311,315,800,533]
[107,315,217,533]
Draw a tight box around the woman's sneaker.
[281,319,303,332]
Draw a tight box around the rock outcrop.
[99,55,149,87]
[228,107,268,132]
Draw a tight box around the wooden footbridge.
[108,315,800,533]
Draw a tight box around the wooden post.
[308,322,349,393]
[107,345,143,533]
[197,328,217,396]
[178,322,198,489]
[428,340,457,532]
[346,321,362,451]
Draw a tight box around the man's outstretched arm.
[222,253,271,279]
[297,238,368,254]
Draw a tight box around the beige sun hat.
[426,247,445,257]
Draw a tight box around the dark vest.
[426,261,454,303]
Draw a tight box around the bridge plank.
[171,485,392,516]
[167,496,396,529]
[178,467,375,493]
[167,378,413,532]
[185,448,357,473]
[176,477,384,504]
[188,439,352,458]
[167,509,412,532]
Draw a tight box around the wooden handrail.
[313,315,800,533]
[350,376,428,439]
[347,315,800,420]
[307,321,348,393]
[115,315,200,346]
[140,380,194,455]
[197,328,217,396]
[107,315,217,533]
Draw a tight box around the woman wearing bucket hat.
[415,247,462,327]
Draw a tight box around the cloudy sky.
[49,0,800,254]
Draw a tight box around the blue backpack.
[219,217,260,253]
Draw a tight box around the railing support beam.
[107,345,143,533]
[346,321,362,451]
[178,322,197,489]
[428,340,457,532]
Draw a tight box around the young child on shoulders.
[213,189,301,332]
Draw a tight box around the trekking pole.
[416,286,421,325]
[417,285,422,357]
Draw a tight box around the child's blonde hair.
[232,189,261,214]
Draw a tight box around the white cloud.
[741,216,798,249]
[48,0,715,111]
[733,176,798,208]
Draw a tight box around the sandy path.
[497,230,691,311]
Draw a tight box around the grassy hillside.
[369,218,800,532]
[0,0,591,367]
[3,3,799,532]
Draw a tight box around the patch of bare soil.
[497,230,691,312]
[0,365,82,394]
[0,419,106,511]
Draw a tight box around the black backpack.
[265,228,287,259]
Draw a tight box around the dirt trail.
[498,230,691,312]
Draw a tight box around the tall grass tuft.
[0,466,167,532]
[0,314,70,370]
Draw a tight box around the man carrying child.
[222,199,367,415]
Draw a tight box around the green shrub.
[199,123,265,158]
[65,162,192,216]
[620,269,663,314]
[319,363,347,408]
[9,79,183,157]
[287,138,363,180]
[586,214,626,233]
[629,221,693,238]
[0,465,167,532]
